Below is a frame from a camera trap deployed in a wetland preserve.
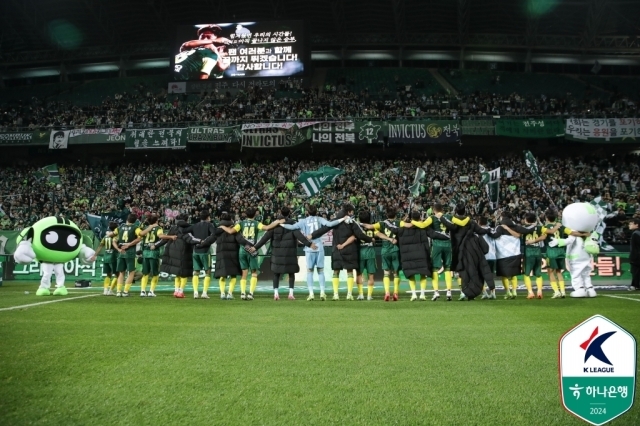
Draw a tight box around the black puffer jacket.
[198,220,252,278]
[387,222,449,276]
[441,215,489,271]
[311,211,373,270]
[158,220,196,277]
[254,218,312,274]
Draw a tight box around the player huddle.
[92,203,587,301]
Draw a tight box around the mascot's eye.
[67,234,78,247]
[45,231,59,244]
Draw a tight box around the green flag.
[408,167,426,197]
[298,166,344,197]
[524,150,556,208]
[36,164,60,184]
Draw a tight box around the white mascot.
[14,216,95,296]
[548,203,600,298]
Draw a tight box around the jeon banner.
[0,131,49,146]
[68,128,124,144]
[495,118,565,138]
[188,126,237,143]
[124,128,187,149]
[311,121,384,144]
[565,118,640,142]
[387,120,460,143]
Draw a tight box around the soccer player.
[362,207,401,301]
[280,205,345,301]
[191,211,216,299]
[355,211,396,300]
[254,207,316,300]
[225,208,282,300]
[138,215,174,297]
[112,214,142,297]
[478,216,497,300]
[430,203,455,301]
[91,222,119,296]
[310,204,373,301]
[156,214,197,298]
[502,213,547,299]
[542,209,572,298]
[175,25,230,80]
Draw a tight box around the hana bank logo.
[581,327,616,373]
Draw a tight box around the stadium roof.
[1,0,639,66]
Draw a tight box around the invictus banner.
[387,120,460,143]
[239,127,309,148]
[188,126,237,143]
[311,121,384,144]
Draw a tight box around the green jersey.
[522,225,544,256]
[142,226,164,259]
[101,236,116,262]
[373,220,399,255]
[174,48,219,81]
[358,226,376,260]
[543,221,569,258]
[431,214,452,247]
[115,224,140,258]
[235,219,263,245]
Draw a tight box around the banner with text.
[387,120,460,143]
[239,126,310,148]
[68,128,124,144]
[461,120,495,136]
[0,131,49,146]
[124,128,187,149]
[565,118,640,142]
[188,126,238,143]
[495,118,565,138]
[311,121,384,144]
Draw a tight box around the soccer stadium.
[1,0,639,424]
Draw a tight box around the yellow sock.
[240,279,247,294]
[457,277,462,287]
[501,277,510,292]
[393,277,400,294]
[445,272,453,290]
[124,283,132,293]
[180,277,187,290]
[192,276,199,294]
[117,281,123,292]
[110,278,117,291]
[524,276,533,293]
[432,272,439,291]
[550,281,559,293]
[203,276,211,293]
[347,276,354,294]
[228,277,237,294]
[511,276,518,292]
[141,275,148,292]
[383,276,390,294]
[559,280,565,293]
[219,277,226,295]
[250,276,258,294]
[151,276,158,292]
[103,277,111,289]
[408,278,416,292]
[367,284,373,298]
[332,277,339,295]
[357,283,363,296]
[420,277,427,291]
[174,277,180,290]
[536,277,543,292]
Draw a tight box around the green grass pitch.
[0,281,639,425]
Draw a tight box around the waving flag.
[298,166,344,197]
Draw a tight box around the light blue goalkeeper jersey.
[281,216,342,252]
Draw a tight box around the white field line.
[602,295,640,303]
[0,294,101,312]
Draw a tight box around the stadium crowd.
[1,154,638,244]
[1,76,638,131]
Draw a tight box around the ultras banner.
[188,126,238,143]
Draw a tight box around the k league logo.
[559,315,636,426]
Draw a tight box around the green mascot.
[13,216,95,296]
